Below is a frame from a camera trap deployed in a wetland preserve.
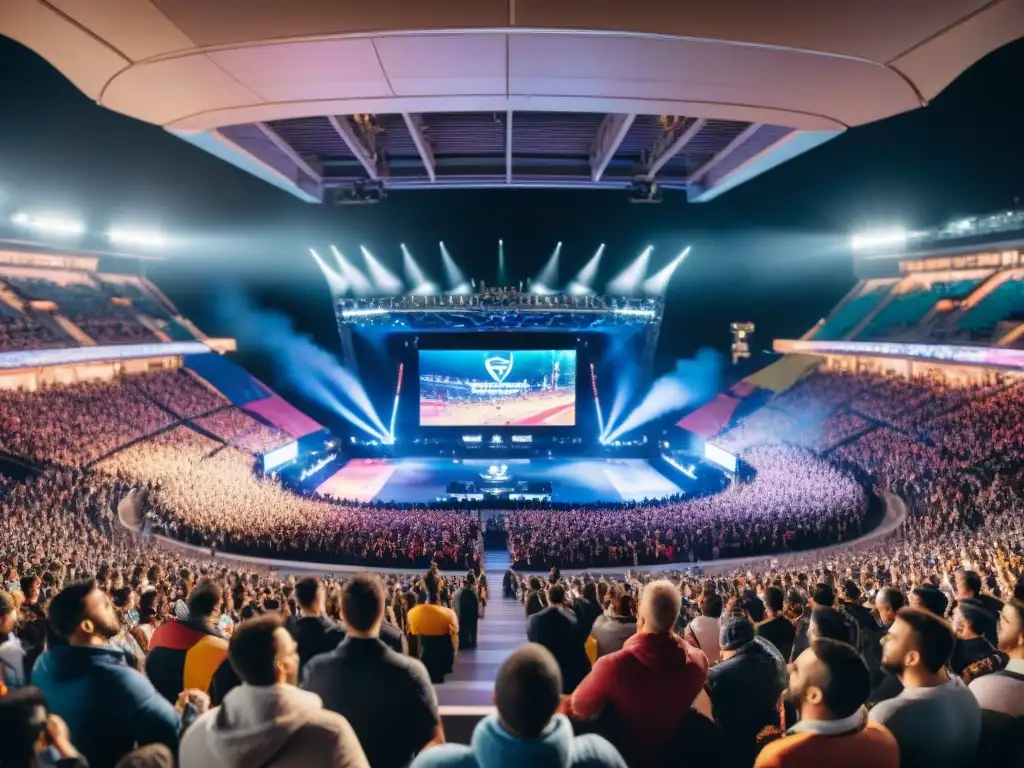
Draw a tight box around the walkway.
[435,549,526,708]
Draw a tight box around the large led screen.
[419,349,576,427]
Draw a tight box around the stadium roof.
[6,0,1023,202]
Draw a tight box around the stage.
[315,457,686,504]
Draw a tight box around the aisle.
[435,550,525,706]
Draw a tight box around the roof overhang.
[6,0,1022,200]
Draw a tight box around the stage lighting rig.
[626,179,662,204]
[332,181,386,205]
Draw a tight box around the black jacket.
[574,598,603,639]
[454,587,480,649]
[527,605,590,693]
[289,614,346,672]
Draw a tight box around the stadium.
[0,4,1023,767]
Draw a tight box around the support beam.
[590,113,635,181]
[328,115,380,180]
[254,122,322,183]
[644,118,706,181]
[505,110,513,184]
[401,113,435,182]
[686,123,763,184]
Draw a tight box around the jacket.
[146,618,238,705]
[574,599,603,639]
[528,606,590,693]
[289,615,347,672]
[180,684,369,768]
[454,587,480,649]
[706,638,788,768]
[563,632,708,768]
[32,644,179,768]
[589,615,636,659]
[410,714,626,768]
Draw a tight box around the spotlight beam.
[608,245,652,295]
[570,243,605,294]
[309,248,348,295]
[533,241,562,293]
[330,245,373,295]
[361,245,403,294]
[498,239,507,285]
[642,246,690,295]
[440,241,467,291]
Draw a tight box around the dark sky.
[1,35,1022,375]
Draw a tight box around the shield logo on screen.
[485,354,513,383]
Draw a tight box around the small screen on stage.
[263,441,298,472]
[419,349,577,427]
[704,442,738,473]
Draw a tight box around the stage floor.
[315,457,685,504]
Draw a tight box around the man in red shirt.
[561,579,709,767]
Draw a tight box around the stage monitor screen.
[420,349,576,427]
[704,442,738,474]
[263,440,298,472]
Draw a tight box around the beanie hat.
[720,613,756,651]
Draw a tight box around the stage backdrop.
[419,349,576,427]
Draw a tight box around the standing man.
[454,573,479,650]
[527,584,590,694]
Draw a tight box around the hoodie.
[410,714,626,768]
[32,644,180,768]
[179,684,368,768]
[562,632,708,767]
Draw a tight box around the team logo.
[485,353,513,383]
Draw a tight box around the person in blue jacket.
[32,581,181,767]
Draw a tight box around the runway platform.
[314,457,685,504]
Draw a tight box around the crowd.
[503,446,869,568]
[193,408,291,453]
[0,362,1021,765]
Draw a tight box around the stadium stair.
[434,549,524,708]
[52,314,97,345]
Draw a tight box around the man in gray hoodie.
[180,613,368,768]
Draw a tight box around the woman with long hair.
[130,588,165,655]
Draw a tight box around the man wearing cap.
[0,589,27,690]
[706,613,788,767]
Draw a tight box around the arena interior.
[1,3,1023,767]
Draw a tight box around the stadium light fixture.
[642,246,691,295]
[360,245,403,294]
[498,239,507,285]
[308,248,348,295]
[440,241,467,292]
[330,245,373,294]
[608,245,652,294]
[106,227,166,249]
[532,241,562,294]
[11,211,85,237]
[850,228,907,252]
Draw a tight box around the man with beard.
[968,598,1024,763]
[868,608,981,768]
[32,581,181,767]
[754,639,898,767]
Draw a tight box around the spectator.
[574,581,602,639]
[956,570,1003,640]
[525,576,545,617]
[562,580,708,767]
[908,586,948,618]
[181,613,368,768]
[453,572,479,650]
[875,588,905,630]
[969,598,1024,715]
[756,639,899,768]
[412,644,626,768]
[869,607,982,768]
[1,588,27,690]
[407,571,459,683]
[791,584,836,661]
[706,614,788,767]
[590,588,637,659]
[950,598,1006,683]
[289,576,346,672]
[684,591,722,664]
[32,581,180,767]
[303,573,443,768]
[146,578,237,705]
[0,687,87,768]
[758,586,796,662]
[527,583,590,694]
[131,589,165,655]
